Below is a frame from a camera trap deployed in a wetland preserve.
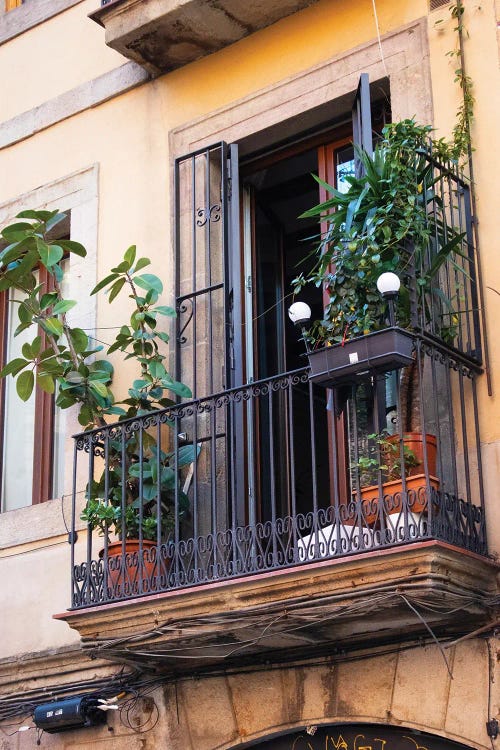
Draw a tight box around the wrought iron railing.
[70,339,486,609]
[411,148,481,361]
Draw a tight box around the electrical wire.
[83,588,494,674]
[371,0,390,78]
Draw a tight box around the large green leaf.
[16,370,34,401]
[90,381,109,398]
[42,317,64,336]
[175,443,201,468]
[17,304,32,326]
[69,328,89,353]
[0,358,29,378]
[163,379,192,399]
[36,373,55,394]
[17,209,54,221]
[1,222,35,242]
[134,274,163,295]
[108,277,126,303]
[134,257,151,272]
[40,292,58,311]
[154,305,176,317]
[58,239,86,258]
[148,360,166,379]
[52,299,77,315]
[124,245,136,267]
[90,273,119,295]
[38,241,64,269]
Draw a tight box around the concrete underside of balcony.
[55,541,499,675]
[89,0,321,74]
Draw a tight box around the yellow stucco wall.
[0,0,124,123]
[0,0,499,674]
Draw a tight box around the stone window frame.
[0,0,84,46]
[170,19,432,157]
[0,164,98,546]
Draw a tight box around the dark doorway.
[241,136,355,522]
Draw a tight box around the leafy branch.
[0,209,195,541]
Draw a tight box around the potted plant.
[292,119,465,386]
[0,209,195,589]
[351,431,439,525]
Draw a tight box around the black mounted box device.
[34,696,107,733]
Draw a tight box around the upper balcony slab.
[89,0,320,74]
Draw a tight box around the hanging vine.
[433,0,475,163]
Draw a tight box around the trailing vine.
[433,0,475,163]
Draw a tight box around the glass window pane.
[336,145,355,194]
[1,287,35,511]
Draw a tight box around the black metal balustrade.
[70,337,486,609]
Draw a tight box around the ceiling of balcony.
[89,0,322,74]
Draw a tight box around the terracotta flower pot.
[360,473,440,523]
[385,432,438,477]
[100,540,159,594]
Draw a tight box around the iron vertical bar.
[85,435,94,606]
[288,378,298,561]
[70,439,78,606]
[462,182,481,359]
[444,353,459,500]
[210,404,217,540]
[373,375,388,542]
[206,148,214,396]
[102,429,110,601]
[268,387,278,566]
[192,154,198,398]
[137,425,144,595]
[173,416,180,587]
[174,157,181,387]
[458,364,472,504]
[471,373,487,553]
[192,402,199,582]
[155,420,162,589]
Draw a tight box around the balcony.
[88,0,321,74]
[59,339,498,671]
[57,142,498,670]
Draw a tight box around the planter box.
[359,474,440,525]
[307,327,415,387]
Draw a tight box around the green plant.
[433,0,474,164]
[0,209,195,542]
[292,119,465,348]
[351,432,419,487]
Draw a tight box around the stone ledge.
[54,542,499,673]
[0,644,119,695]
[0,62,149,151]
[89,0,321,74]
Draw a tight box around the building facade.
[0,1,499,749]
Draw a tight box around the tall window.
[0,249,69,511]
